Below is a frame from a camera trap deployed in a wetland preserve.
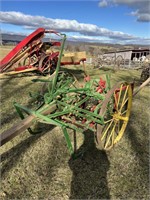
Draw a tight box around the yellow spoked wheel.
[96,82,132,150]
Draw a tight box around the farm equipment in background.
[0,28,86,76]
[1,30,150,158]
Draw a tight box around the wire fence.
[88,55,150,69]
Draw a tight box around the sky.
[0,0,150,44]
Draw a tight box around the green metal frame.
[14,33,112,158]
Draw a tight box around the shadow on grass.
[1,79,38,102]
[94,66,116,73]
[1,91,37,128]
[124,115,149,195]
[61,68,85,81]
[0,74,44,127]
[1,124,55,178]
[69,130,110,199]
[0,72,39,88]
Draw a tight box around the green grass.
[0,64,149,199]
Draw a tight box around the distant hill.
[1,33,25,43]
[1,33,149,54]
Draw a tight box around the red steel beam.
[0,28,45,72]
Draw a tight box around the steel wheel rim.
[96,82,132,150]
[39,55,55,75]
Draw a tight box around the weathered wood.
[61,51,86,64]
[133,77,150,96]
[0,115,35,146]
[0,104,57,146]
[0,67,38,77]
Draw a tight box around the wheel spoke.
[43,66,49,72]
[119,85,129,112]
[117,120,120,134]
[117,84,123,110]
[97,83,132,150]
[120,97,129,110]
[101,120,113,140]
[121,109,127,116]
[104,118,113,124]
[104,122,117,149]
[114,92,118,111]
[112,128,116,145]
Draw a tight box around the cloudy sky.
[0,0,150,44]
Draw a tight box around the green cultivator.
[1,32,134,157]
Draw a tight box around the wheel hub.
[113,112,120,122]
[113,112,128,122]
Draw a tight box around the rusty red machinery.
[0,28,86,75]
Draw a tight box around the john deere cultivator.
[0,28,86,75]
[0,31,135,158]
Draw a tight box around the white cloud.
[68,35,113,43]
[131,10,150,22]
[98,0,150,22]
[0,11,138,40]
[0,11,149,44]
[98,0,108,7]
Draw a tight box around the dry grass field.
[0,46,15,60]
[0,46,149,199]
